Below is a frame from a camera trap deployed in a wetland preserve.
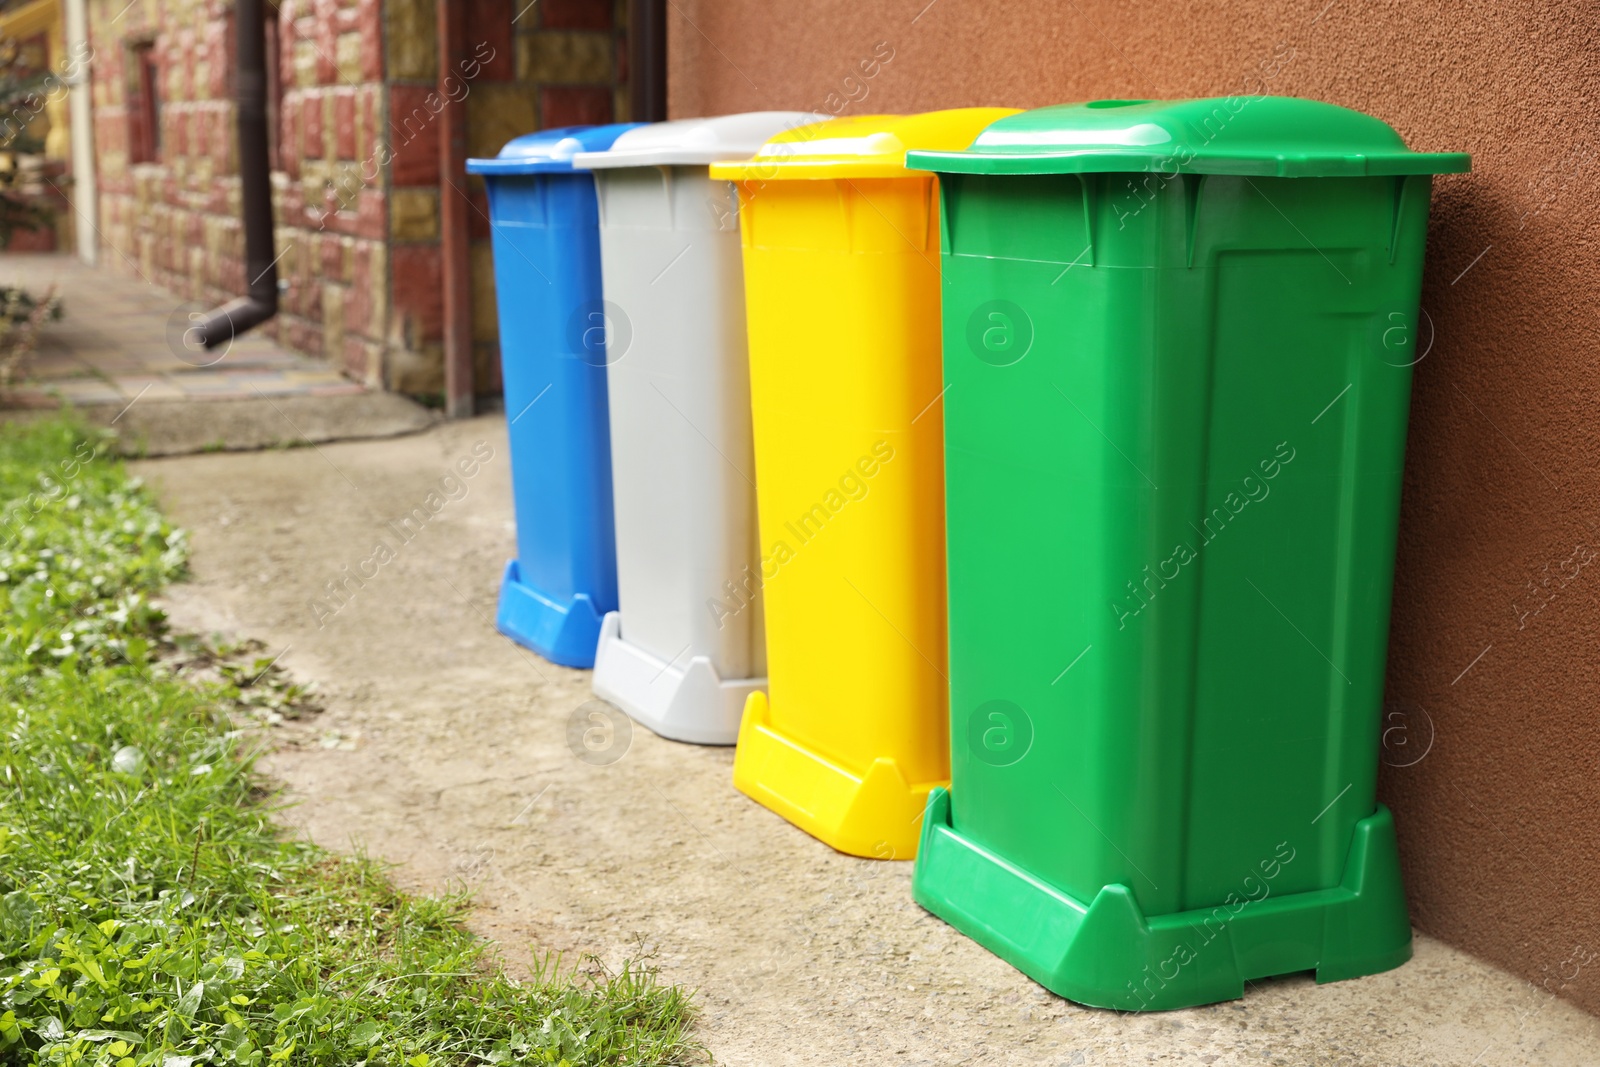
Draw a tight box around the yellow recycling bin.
[710,109,1017,859]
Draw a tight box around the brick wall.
[85,0,628,399]
[89,0,243,308]
[462,0,628,397]
[85,0,390,379]
[273,0,386,383]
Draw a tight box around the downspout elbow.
[192,294,277,348]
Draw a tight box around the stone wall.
[272,0,387,383]
[89,0,244,308]
[461,0,629,397]
[85,0,627,398]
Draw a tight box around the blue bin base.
[495,559,606,668]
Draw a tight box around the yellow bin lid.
[709,108,1020,181]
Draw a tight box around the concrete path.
[132,416,1600,1067]
[1,254,434,453]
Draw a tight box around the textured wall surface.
[85,0,627,396]
[86,0,402,384]
[460,0,631,399]
[667,0,1600,1016]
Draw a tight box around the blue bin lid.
[466,123,645,176]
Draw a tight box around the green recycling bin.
[908,98,1469,1011]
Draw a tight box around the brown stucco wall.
[666,0,1600,1016]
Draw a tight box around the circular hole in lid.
[1085,99,1150,109]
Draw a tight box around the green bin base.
[913,789,1412,1011]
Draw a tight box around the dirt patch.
[133,416,1600,1066]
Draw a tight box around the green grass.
[0,417,702,1067]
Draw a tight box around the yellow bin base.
[733,691,944,860]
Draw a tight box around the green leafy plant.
[0,285,62,393]
[0,37,55,249]
[158,633,321,726]
[0,39,66,391]
[0,417,704,1066]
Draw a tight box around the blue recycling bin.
[468,124,641,668]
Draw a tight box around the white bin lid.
[572,112,826,169]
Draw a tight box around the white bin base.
[592,612,764,745]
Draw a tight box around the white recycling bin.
[574,112,819,744]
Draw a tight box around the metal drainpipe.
[194,0,277,349]
[630,0,668,122]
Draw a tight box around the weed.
[158,634,320,726]
[0,287,62,392]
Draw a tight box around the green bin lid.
[905,97,1470,178]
